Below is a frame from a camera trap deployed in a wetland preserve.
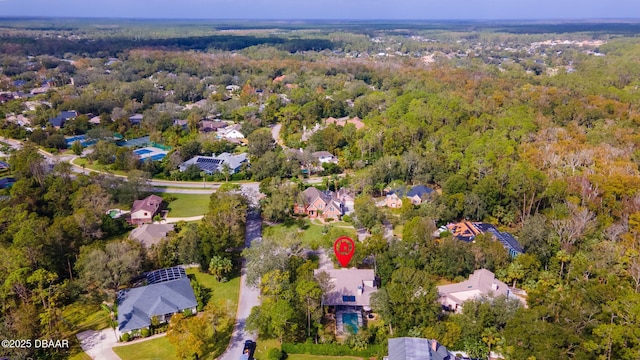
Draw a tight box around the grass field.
[72,157,129,176]
[113,336,177,360]
[263,219,357,249]
[62,303,112,360]
[164,193,211,218]
[253,339,364,360]
[186,267,240,311]
[62,303,111,333]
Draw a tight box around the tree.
[71,140,83,155]
[354,195,382,231]
[247,127,275,158]
[198,190,248,267]
[76,241,142,299]
[208,256,233,282]
[296,279,323,339]
[166,312,209,359]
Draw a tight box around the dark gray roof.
[178,153,248,175]
[474,223,523,255]
[406,185,434,198]
[117,277,197,332]
[388,338,452,360]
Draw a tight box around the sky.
[0,0,639,20]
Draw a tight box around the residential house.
[387,338,457,360]
[325,116,366,130]
[386,185,434,208]
[336,188,356,214]
[178,153,248,175]
[312,151,338,164]
[48,110,78,129]
[436,269,510,313]
[117,269,197,337]
[217,124,244,139]
[314,268,378,308]
[130,195,164,225]
[5,114,31,127]
[200,120,228,133]
[294,187,343,220]
[129,223,175,248]
[129,114,143,125]
[446,221,523,257]
[89,116,101,125]
[173,119,188,130]
[314,268,378,334]
[406,185,434,205]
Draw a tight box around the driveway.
[217,211,262,360]
[77,328,120,360]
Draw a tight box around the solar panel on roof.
[146,267,187,284]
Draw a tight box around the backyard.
[164,193,211,218]
[263,219,357,249]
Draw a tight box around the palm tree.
[208,256,233,282]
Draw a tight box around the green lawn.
[253,339,364,360]
[68,351,93,360]
[164,193,210,218]
[263,220,357,250]
[72,157,129,176]
[113,336,177,360]
[62,303,111,333]
[186,267,240,311]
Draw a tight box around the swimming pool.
[342,313,359,334]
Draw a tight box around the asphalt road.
[218,211,262,360]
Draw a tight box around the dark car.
[240,340,256,360]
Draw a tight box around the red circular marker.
[334,236,355,268]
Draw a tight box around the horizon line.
[1,16,640,22]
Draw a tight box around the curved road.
[218,211,262,360]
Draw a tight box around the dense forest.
[2,19,640,359]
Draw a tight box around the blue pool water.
[342,313,359,334]
[134,148,152,155]
[147,153,166,161]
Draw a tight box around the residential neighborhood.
[0,15,638,360]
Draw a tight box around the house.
[436,269,510,313]
[89,116,101,125]
[117,269,197,337]
[217,124,244,139]
[325,116,366,130]
[200,120,228,133]
[405,185,434,205]
[129,223,175,248]
[386,185,434,208]
[130,195,164,225]
[5,114,31,127]
[314,268,378,334]
[294,187,343,220]
[312,151,338,164]
[387,338,457,360]
[178,153,248,175]
[0,161,9,171]
[173,119,188,129]
[129,114,143,125]
[446,221,523,257]
[336,188,356,214]
[48,110,77,129]
[385,189,404,209]
[314,268,378,308]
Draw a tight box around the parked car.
[240,340,256,360]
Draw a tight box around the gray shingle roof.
[388,338,452,360]
[129,223,175,247]
[117,277,197,332]
[178,153,248,175]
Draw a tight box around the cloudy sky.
[0,0,638,19]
